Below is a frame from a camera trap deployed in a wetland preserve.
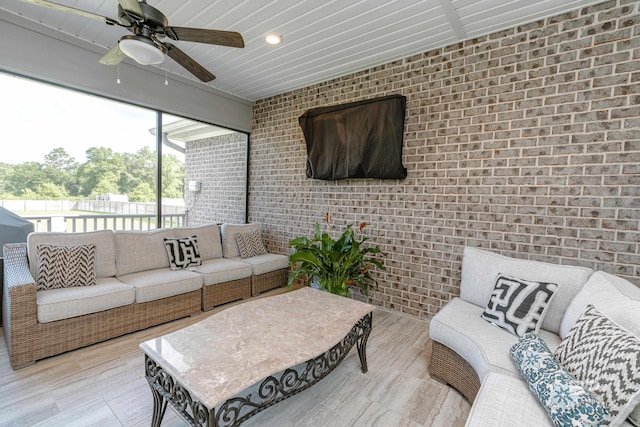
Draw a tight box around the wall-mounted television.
[298,94,407,180]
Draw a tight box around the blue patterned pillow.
[510,333,609,427]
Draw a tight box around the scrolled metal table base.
[145,311,373,427]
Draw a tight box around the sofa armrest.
[3,243,38,368]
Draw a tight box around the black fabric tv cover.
[299,94,407,180]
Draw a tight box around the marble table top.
[140,287,375,409]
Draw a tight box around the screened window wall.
[0,72,248,232]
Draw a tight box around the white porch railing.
[23,213,186,232]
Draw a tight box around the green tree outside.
[0,146,184,202]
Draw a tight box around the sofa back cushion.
[114,229,174,276]
[460,246,593,335]
[28,230,116,279]
[220,223,261,258]
[560,271,640,339]
[171,224,222,260]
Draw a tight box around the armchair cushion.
[37,277,134,323]
[236,253,289,276]
[430,297,562,382]
[114,229,173,276]
[172,224,223,260]
[117,268,202,303]
[460,247,593,335]
[192,258,252,285]
[28,230,116,279]
[465,372,555,427]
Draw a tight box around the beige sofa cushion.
[560,271,640,339]
[172,224,223,260]
[234,253,289,276]
[429,297,561,382]
[460,246,593,335]
[221,223,260,258]
[466,371,635,427]
[28,230,116,279]
[36,277,134,323]
[465,372,551,427]
[117,268,202,303]
[193,258,253,285]
[114,229,174,276]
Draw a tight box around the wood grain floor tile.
[0,289,470,426]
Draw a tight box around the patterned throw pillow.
[163,236,202,270]
[36,244,97,291]
[554,305,640,426]
[481,273,559,337]
[510,333,609,427]
[235,228,267,259]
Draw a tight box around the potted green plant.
[288,213,386,297]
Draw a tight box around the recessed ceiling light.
[265,33,282,45]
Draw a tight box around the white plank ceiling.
[1,0,607,101]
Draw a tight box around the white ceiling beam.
[438,0,467,40]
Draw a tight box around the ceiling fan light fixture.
[119,35,165,65]
[265,33,282,45]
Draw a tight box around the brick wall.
[250,0,640,319]
[185,132,247,225]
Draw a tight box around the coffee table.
[140,287,374,427]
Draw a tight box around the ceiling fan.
[19,0,245,82]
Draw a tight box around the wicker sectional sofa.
[429,246,640,427]
[2,223,288,369]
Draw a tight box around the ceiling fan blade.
[165,43,216,82]
[18,0,118,25]
[99,43,127,65]
[118,0,144,18]
[166,27,244,48]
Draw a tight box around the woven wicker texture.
[251,268,288,296]
[202,278,251,311]
[32,303,137,364]
[2,243,202,369]
[430,340,480,403]
[3,243,33,286]
[135,291,201,331]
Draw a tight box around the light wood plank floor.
[0,289,470,426]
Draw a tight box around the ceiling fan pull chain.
[164,69,168,86]
[117,63,121,84]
